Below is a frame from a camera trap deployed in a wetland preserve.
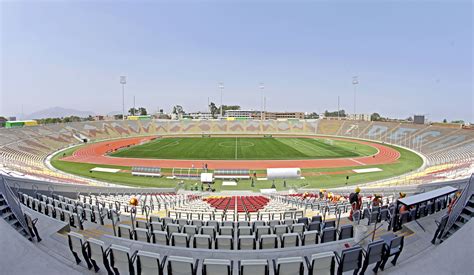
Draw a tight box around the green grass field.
[110,137,377,160]
[52,141,423,191]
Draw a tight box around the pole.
[219,82,224,118]
[122,84,125,120]
[337,96,340,120]
[352,76,358,119]
[133,96,136,116]
[260,83,265,120]
[120,76,127,120]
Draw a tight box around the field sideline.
[110,137,378,160]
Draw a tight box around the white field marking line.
[235,137,238,160]
[130,140,181,152]
[350,158,366,165]
[291,138,335,157]
[218,141,255,148]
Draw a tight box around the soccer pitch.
[110,137,377,160]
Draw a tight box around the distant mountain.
[24,107,95,119]
[106,111,122,116]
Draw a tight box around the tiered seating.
[0,119,473,186]
[204,196,270,213]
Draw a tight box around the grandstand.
[0,120,472,186]
[0,119,473,274]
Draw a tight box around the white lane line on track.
[350,158,366,165]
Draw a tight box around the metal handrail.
[442,174,473,238]
[0,176,32,239]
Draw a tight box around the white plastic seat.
[183,225,198,237]
[171,233,189,248]
[259,234,278,249]
[191,232,212,248]
[167,256,197,275]
[86,238,112,273]
[238,235,256,250]
[110,245,133,275]
[135,228,150,243]
[67,232,89,268]
[238,226,252,236]
[136,250,162,275]
[274,257,304,275]
[291,223,305,235]
[203,259,232,275]
[281,233,299,248]
[200,226,216,239]
[274,225,289,238]
[256,226,271,239]
[219,226,234,236]
[152,231,168,245]
[240,259,269,275]
[302,231,318,246]
[307,252,335,275]
[167,224,181,236]
[215,235,233,250]
[118,224,133,239]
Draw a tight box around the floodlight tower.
[218,82,224,118]
[352,76,359,119]
[259,82,265,120]
[120,76,127,120]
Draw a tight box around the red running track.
[62,136,400,169]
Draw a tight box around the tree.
[138,107,147,115]
[451,120,464,124]
[305,112,319,119]
[443,118,447,123]
[209,102,219,118]
[370,113,381,121]
[172,105,185,115]
[220,105,241,116]
[324,110,346,117]
[128,108,138,116]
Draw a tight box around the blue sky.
[1,0,472,122]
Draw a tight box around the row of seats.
[68,231,405,274]
[117,224,353,250]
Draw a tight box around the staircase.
[443,194,474,240]
[0,193,30,239]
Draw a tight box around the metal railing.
[0,175,31,239]
[442,173,473,238]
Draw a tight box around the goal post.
[325,139,334,146]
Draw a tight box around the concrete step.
[0,205,9,211]
[464,206,474,213]
[460,213,471,221]
[7,218,19,226]
[454,221,464,228]
[1,212,14,219]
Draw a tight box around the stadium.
[1,1,473,275]
[1,118,473,275]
